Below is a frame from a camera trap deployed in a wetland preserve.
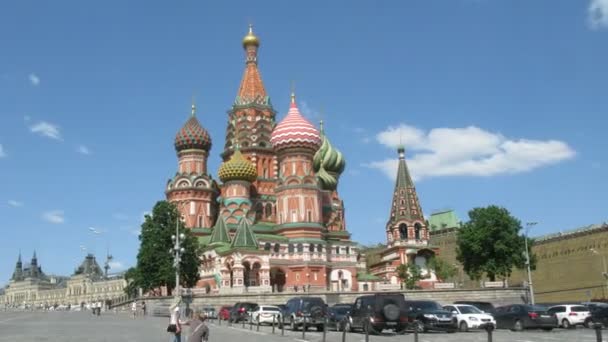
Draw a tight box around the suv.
[405,300,457,333]
[281,297,327,331]
[229,302,257,323]
[345,293,409,334]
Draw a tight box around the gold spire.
[319,120,324,134]
[242,24,260,48]
[290,81,296,104]
[191,96,196,117]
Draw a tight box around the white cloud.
[77,145,91,155]
[8,200,23,207]
[42,210,65,224]
[589,0,608,29]
[366,123,575,181]
[30,121,62,140]
[0,144,5,158]
[108,261,126,271]
[29,73,40,86]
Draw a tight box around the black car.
[327,304,352,331]
[454,301,496,315]
[494,304,557,331]
[346,293,410,334]
[281,297,327,331]
[229,302,257,323]
[404,300,457,333]
[590,306,608,327]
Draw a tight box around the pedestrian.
[131,301,137,319]
[183,310,209,342]
[167,300,183,342]
[96,301,102,316]
[141,301,147,317]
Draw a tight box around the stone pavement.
[0,311,606,342]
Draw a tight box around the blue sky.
[1,0,607,285]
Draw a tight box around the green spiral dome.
[313,133,346,176]
[316,164,338,191]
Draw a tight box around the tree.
[456,205,536,281]
[396,263,423,289]
[126,201,201,295]
[427,256,458,282]
[359,243,387,270]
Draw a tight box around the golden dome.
[242,24,260,48]
[218,149,257,183]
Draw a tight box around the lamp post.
[524,222,537,305]
[590,248,608,299]
[171,202,187,299]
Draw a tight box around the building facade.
[369,147,437,288]
[1,253,127,308]
[166,26,359,294]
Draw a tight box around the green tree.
[359,243,387,270]
[427,256,458,281]
[127,201,201,295]
[456,205,536,281]
[396,263,423,289]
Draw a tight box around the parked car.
[251,305,282,325]
[345,293,409,334]
[281,297,327,331]
[229,302,257,323]
[443,304,496,332]
[547,304,590,329]
[453,301,496,315]
[199,305,217,319]
[327,304,352,331]
[404,300,457,333]
[590,306,608,328]
[218,306,232,320]
[494,304,557,331]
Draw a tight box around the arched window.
[297,243,304,253]
[317,244,323,253]
[274,243,280,253]
[308,244,315,252]
[288,244,294,253]
[363,284,369,291]
[346,247,350,255]
[264,242,271,251]
[414,223,422,240]
[265,203,273,219]
[336,246,340,254]
[399,224,408,240]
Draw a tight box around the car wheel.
[562,319,570,329]
[584,318,593,329]
[291,317,298,331]
[345,320,354,332]
[316,324,324,332]
[512,319,523,332]
[459,321,468,332]
[414,320,426,333]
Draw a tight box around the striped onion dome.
[270,93,322,152]
[174,104,212,152]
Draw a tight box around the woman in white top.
[131,301,137,319]
[167,300,182,342]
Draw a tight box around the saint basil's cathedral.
[164,26,437,294]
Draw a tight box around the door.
[494,306,509,329]
[352,298,363,328]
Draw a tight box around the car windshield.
[527,305,548,312]
[262,306,280,312]
[458,306,482,314]
[413,301,443,311]
[571,306,588,312]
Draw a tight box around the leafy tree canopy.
[456,205,536,281]
[427,256,458,281]
[126,201,201,295]
[396,263,423,289]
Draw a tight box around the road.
[0,310,605,342]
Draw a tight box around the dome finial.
[319,120,324,134]
[191,95,196,117]
[242,23,260,48]
[290,81,296,105]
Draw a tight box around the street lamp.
[524,222,537,305]
[171,202,188,299]
[590,248,608,298]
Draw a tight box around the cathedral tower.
[166,103,219,229]
[11,252,23,281]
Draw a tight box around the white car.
[547,304,590,329]
[444,304,496,332]
[251,305,282,325]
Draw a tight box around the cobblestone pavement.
[0,311,605,342]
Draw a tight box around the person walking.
[141,301,147,318]
[167,300,182,342]
[131,301,137,319]
[183,310,209,342]
[96,301,102,316]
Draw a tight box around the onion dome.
[242,24,260,48]
[313,121,346,176]
[218,148,257,183]
[316,164,338,191]
[270,93,322,152]
[174,104,212,152]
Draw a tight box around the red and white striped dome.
[271,95,322,152]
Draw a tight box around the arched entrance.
[270,268,286,293]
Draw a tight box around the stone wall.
[144,288,526,314]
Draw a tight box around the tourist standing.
[141,301,147,317]
[96,301,102,316]
[167,300,182,342]
[131,301,137,319]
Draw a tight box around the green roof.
[428,210,461,231]
[256,234,289,242]
[231,217,258,250]
[209,216,231,244]
[191,227,212,234]
[197,236,211,246]
[357,273,381,281]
